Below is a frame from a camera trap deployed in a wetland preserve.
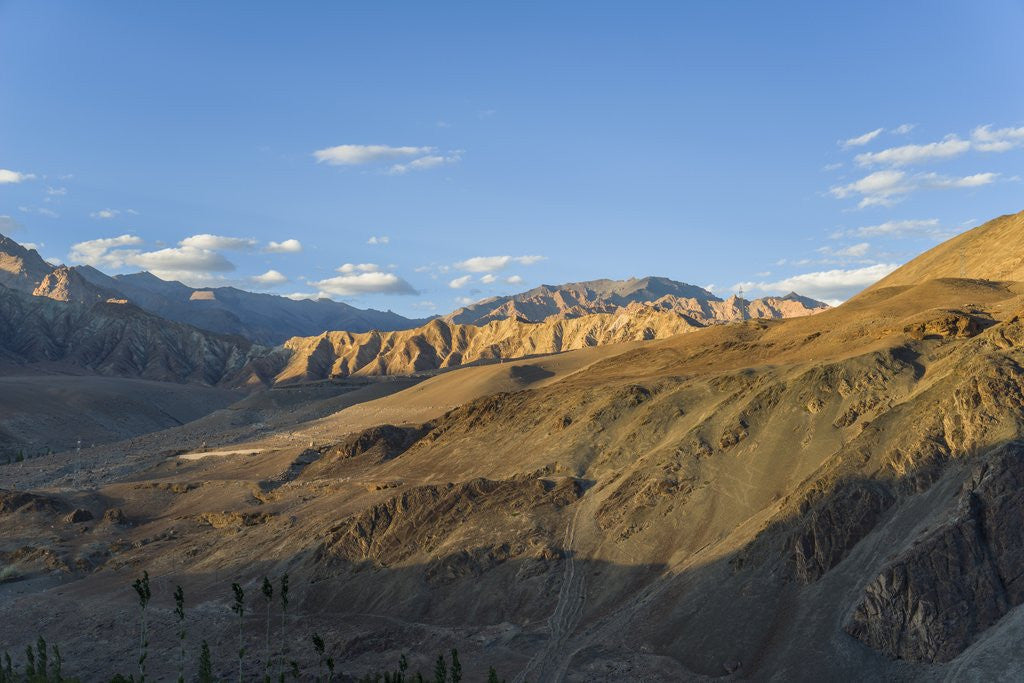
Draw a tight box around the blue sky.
[1,1,1023,313]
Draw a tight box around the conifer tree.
[231,582,246,683]
[198,640,213,683]
[132,571,152,682]
[449,649,461,683]
[433,653,446,683]
[262,577,273,682]
[174,585,186,683]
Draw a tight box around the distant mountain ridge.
[0,233,428,344]
[445,275,828,325]
[0,285,262,385]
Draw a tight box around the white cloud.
[130,246,236,276]
[180,234,257,251]
[21,242,42,251]
[313,144,433,165]
[265,239,303,253]
[0,169,35,184]
[69,234,145,267]
[833,218,947,240]
[312,271,417,296]
[893,123,916,135]
[929,172,997,188]
[454,255,546,272]
[480,274,497,284]
[252,269,288,286]
[46,186,67,196]
[388,151,462,175]
[367,235,390,245]
[855,135,971,167]
[449,275,473,289]
[284,292,320,301]
[818,242,871,259]
[337,263,379,274]
[455,296,476,305]
[89,208,137,219]
[971,125,1024,153]
[830,170,998,208]
[68,234,237,285]
[841,128,883,148]
[738,263,900,304]
[506,275,524,285]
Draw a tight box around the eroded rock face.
[845,442,1024,662]
[791,481,895,584]
[313,475,584,572]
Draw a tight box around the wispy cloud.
[830,218,951,240]
[841,128,883,148]
[180,234,257,251]
[449,274,473,289]
[313,144,434,165]
[829,170,998,208]
[265,238,303,253]
[737,263,900,305]
[367,235,390,245]
[388,151,462,175]
[971,124,1024,152]
[454,255,546,272]
[252,269,288,286]
[337,263,379,274]
[0,169,35,184]
[855,135,971,167]
[90,208,138,219]
[311,271,417,296]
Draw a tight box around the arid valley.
[3,3,1024,681]
[3,211,1024,680]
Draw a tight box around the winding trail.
[515,501,587,682]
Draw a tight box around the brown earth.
[4,214,1024,681]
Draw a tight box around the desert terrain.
[3,211,1024,680]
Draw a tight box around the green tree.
[261,577,273,682]
[311,633,325,682]
[449,650,461,683]
[433,653,446,683]
[198,640,213,683]
[486,667,501,683]
[35,637,47,681]
[49,643,62,683]
[132,571,152,682]
[231,582,245,683]
[23,645,34,680]
[277,573,289,683]
[174,585,186,683]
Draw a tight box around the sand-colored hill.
[32,265,120,304]
[263,307,703,384]
[0,234,53,293]
[867,209,1024,290]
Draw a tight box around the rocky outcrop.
[790,480,895,583]
[314,476,584,569]
[845,442,1024,662]
[267,308,704,383]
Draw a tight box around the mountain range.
[6,211,1024,679]
[0,232,828,388]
